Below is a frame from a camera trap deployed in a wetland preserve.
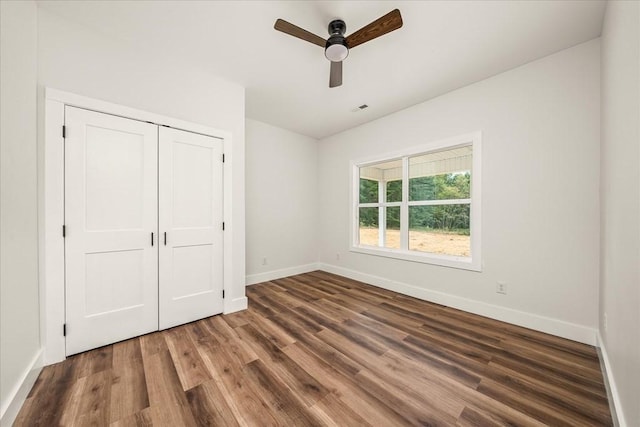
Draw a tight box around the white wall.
[318,40,601,343]
[36,8,246,308]
[0,0,41,419]
[599,1,640,425]
[245,119,318,284]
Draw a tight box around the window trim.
[350,131,482,272]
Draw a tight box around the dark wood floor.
[15,271,612,426]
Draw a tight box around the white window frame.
[350,132,482,271]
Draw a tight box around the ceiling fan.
[274,9,403,88]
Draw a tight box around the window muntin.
[352,133,480,271]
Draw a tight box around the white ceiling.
[37,1,606,139]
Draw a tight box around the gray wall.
[245,120,319,282]
[317,40,601,342]
[600,1,640,425]
[37,6,246,307]
[0,0,41,415]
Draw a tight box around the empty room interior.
[1,0,639,426]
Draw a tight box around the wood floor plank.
[139,331,168,358]
[376,299,443,325]
[350,345,468,418]
[362,304,426,332]
[441,306,599,360]
[456,405,537,427]
[246,294,278,318]
[476,377,608,426]
[15,271,613,426]
[274,276,335,300]
[193,334,281,426]
[418,316,504,349]
[220,309,252,328]
[261,292,312,319]
[281,343,410,427]
[185,380,240,427]
[205,315,241,343]
[271,313,366,379]
[345,316,485,388]
[142,349,198,425]
[313,297,364,322]
[489,352,607,397]
[239,310,297,348]
[243,359,325,426]
[485,359,610,408]
[71,345,113,380]
[355,368,462,425]
[110,339,149,423]
[325,292,381,314]
[14,356,79,426]
[383,349,555,427]
[235,323,330,406]
[164,326,212,391]
[109,407,153,427]
[308,392,372,427]
[498,336,603,378]
[420,310,505,341]
[484,365,612,425]
[405,325,497,364]
[196,318,261,366]
[60,369,112,426]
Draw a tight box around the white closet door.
[159,127,224,329]
[65,106,159,356]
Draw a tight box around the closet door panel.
[159,127,224,329]
[65,106,159,356]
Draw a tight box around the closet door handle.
[164,232,167,246]
[151,232,154,246]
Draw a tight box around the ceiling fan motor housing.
[325,19,349,62]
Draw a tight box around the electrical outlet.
[496,281,507,295]
[604,313,608,332]
[336,252,341,261]
[262,257,267,266]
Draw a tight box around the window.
[351,132,481,271]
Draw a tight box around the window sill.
[349,245,482,272]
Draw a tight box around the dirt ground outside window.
[358,227,470,257]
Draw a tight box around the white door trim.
[40,88,238,365]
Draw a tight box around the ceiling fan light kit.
[325,43,348,62]
[325,19,349,62]
[274,9,403,88]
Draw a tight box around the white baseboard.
[224,296,248,314]
[0,348,43,427]
[318,263,597,346]
[597,331,626,427]
[245,263,320,286]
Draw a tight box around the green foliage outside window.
[410,173,470,234]
[359,179,379,227]
[359,172,471,233]
[359,178,378,203]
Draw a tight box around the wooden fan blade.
[329,61,343,88]
[274,19,326,47]
[346,9,403,49]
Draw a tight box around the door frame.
[40,88,239,365]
